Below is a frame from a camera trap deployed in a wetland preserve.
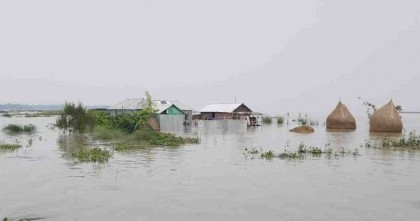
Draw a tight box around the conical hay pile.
[326,102,356,129]
[369,101,403,132]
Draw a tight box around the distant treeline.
[0,103,109,111]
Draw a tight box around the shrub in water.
[3,124,36,133]
[263,116,272,124]
[71,147,112,163]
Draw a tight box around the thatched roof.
[326,101,356,129]
[369,100,403,132]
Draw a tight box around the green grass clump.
[3,124,37,133]
[298,143,323,155]
[263,116,272,124]
[23,124,36,132]
[2,113,12,117]
[365,131,420,150]
[0,142,22,151]
[146,131,199,147]
[93,128,200,150]
[71,147,112,163]
[261,150,275,159]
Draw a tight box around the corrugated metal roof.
[109,99,144,110]
[154,103,185,114]
[109,98,194,112]
[200,103,244,113]
[154,100,194,111]
[154,103,173,114]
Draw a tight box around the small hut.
[369,100,403,132]
[326,101,356,130]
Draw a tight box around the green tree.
[55,102,93,133]
[134,91,158,131]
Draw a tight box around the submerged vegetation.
[276,116,284,124]
[71,147,112,163]
[245,141,359,160]
[101,130,200,151]
[54,92,200,157]
[3,124,36,134]
[365,131,420,150]
[0,141,22,151]
[263,116,272,124]
[2,113,12,117]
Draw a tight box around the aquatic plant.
[279,152,302,159]
[297,143,326,155]
[71,147,112,163]
[3,124,37,133]
[244,140,360,161]
[365,131,420,150]
[93,128,200,149]
[148,132,200,147]
[0,142,22,151]
[261,150,275,159]
[276,116,284,124]
[263,116,272,124]
[245,147,260,154]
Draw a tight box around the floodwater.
[1,114,420,220]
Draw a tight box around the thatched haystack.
[326,101,356,129]
[290,126,314,133]
[369,100,403,132]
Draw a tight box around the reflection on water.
[1,115,420,220]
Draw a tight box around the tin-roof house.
[154,100,194,125]
[108,98,145,116]
[200,103,253,120]
[107,98,191,131]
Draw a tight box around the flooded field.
[1,114,420,220]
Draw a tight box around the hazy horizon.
[1,0,420,116]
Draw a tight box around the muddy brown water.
[1,114,420,220]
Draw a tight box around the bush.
[3,124,36,133]
[277,116,284,124]
[55,102,94,133]
[263,116,272,124]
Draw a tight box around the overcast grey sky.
[1,0,419,115]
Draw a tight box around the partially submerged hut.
[200,103,253,120]
[369,100,403,133]
[326,101,356,130]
